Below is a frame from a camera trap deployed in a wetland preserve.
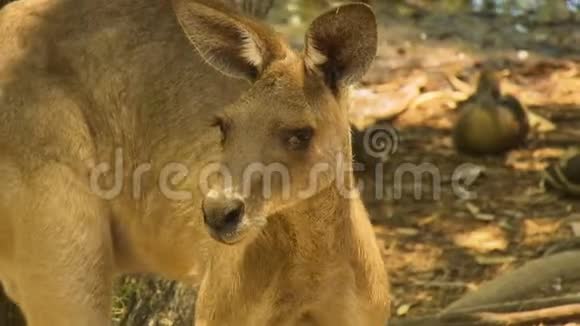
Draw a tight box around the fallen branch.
[478,303,580,324]
[445,250,580,312]
[452,294,580,315]
[391,300,580,326]
[390,314,481,326]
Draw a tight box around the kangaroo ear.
[172,0,285,81]
[304,4,377,91]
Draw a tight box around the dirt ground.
[331,2,580,321]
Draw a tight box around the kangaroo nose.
[202,194,245,235]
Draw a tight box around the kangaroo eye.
[284,127,314,151]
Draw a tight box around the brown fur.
[0,0,390,325]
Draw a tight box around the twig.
[391,302,580,326]
[408,280,469,289]
[477,304,580,324]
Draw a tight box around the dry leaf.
[396,228,420,236]
[350,74,427,130]
[474,213,496,222]
[475,255,516,265]
[465,202,481,215]
[563,214,580,236]
[527,110,557,133]
[454,226,509,253]
[396,304,412,316]
[417,214,439,226]
[523,219,562,246]
[570,222,580,237]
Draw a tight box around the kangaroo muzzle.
[202,190,247,244]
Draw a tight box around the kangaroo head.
[172,0,377,244]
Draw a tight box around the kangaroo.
[0,0,390,325]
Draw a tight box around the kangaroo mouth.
[207,228,246,245]
[205,219,251,245]
[206,213,268,246]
